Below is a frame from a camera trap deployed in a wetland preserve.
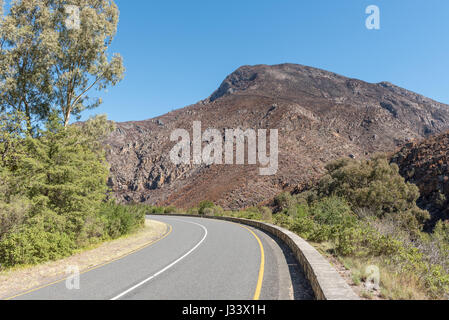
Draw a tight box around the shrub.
[203,208,214,216]
[290,214,317,240]
[293,204,309,218]
[433,221,449,243]
[0,196,30,240]
[236,207,262,220]
[198,200,214,215]
[267,155,449,299]
[77,214,107,247]
[0,115,149,269]
[260,207,272,222]
[274,192,294,212]
[318,155,429,231]
[223,210,233,217]
[272,213,294,229]
[212,206,224,216]
[99,203,145,239]
[164,206,178,214]
[275,197,356,242]
[335,224,402,257]
[187,207,199,215]
[0,220,75,267]
[309,196,356,227]
[152,207,165,214]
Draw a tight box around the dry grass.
[313,242,430,300]
[337,256,429,300]
[0,219,168,299]
[376,262,428,300]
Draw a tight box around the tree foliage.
[0,114,141,267]
[0,1,136,269]
[317,154,430,230]
[0,0,124,132]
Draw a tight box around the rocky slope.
[105,63,449,209]
[392,131,449,227]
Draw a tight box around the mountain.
[392,131,449,227]
[104,63,449,209]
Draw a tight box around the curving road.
[10,216,314,300]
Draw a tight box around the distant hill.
[392,131,449,227]
[104,63,449,209]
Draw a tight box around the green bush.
[164,206,178,214]
[0,221,75,267]
[234,208,262,220]
[433,221,449,243]
[0,196,30,240]
[187,207,199,215]
[290,214,317,240]
[99,202,145,239]
[203,208,214,216]
[273,212,295,229]
[198,200,214,215]
[317,155,429,233]
[310,196,356,227]
[150,206,166,214]
[0,115,125,268]
[235,155,449,299]
[335,225,401,257]
[274,192,294,212]
[212,206,224,217]
[273,197,356,242]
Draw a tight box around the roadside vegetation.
[0,0,145,270]
[182,155,449,300]
[0,114,145,268]
[270,155,449,300]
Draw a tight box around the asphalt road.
[11,216,314,300]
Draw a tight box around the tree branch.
[70,72,104,111]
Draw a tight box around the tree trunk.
[64,105,71,128]
[23,100,33,136]
[64,113,70,127]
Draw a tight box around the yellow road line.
[3,223,173,300]
[237,224,265,300]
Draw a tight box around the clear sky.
[71,0,449,122]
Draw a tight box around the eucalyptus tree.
[50,0,124,127]
[0,0,124,131]
[0,0,55,134]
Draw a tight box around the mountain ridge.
[104,63,449,209]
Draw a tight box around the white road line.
[110,218,208,300]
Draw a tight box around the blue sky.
[24,1,449,122]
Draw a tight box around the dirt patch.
[0,219,169,299]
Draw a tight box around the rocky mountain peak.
[105,63,449,209]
